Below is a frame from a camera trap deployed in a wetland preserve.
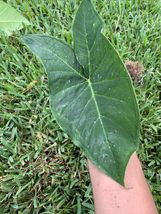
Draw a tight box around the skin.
[88,152,158,214]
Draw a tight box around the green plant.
[0,1,29,35]
[0,0,160,212]
[22,0,140,185]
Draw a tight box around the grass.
[0,0,161,213]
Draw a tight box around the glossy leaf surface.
[0,1,29,35]
[23,0,140,184]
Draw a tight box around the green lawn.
[0,0,161,213]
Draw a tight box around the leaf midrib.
[87,79,111,150]
[83,9,91,76]
[80,11,112,152]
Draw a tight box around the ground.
[0,0,161,213]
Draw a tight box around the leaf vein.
[95,94,126,104]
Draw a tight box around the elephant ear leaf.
[23,0,140,185]
[0,1,30,36]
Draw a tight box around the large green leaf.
[23,0,140,185]
[0,1,29,35]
